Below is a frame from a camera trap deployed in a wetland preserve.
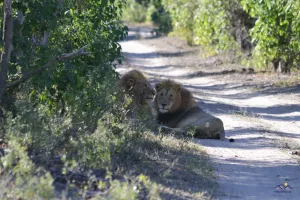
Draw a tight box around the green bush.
[0,0,157,197]
[162,0,300,72]
[241,0,300,73]
[5,101,71,165]
[151,2,172,34]
[0,138,160,200]
[123,0,149,23]
[0,140,55,200]
[1,0,128,146]
[163,0,252,49]
[123,0,172,34]
[163,0,198,44]
[194,0,238,50]
[0,0,216,198]
[98,174,160,200]
[2,92,160,198]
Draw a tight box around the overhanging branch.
[6,45,90,89]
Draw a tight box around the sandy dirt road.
[117,28,300,200]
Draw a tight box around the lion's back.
[176,107,225,140]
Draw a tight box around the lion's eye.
[169,95,173,99]
[160,93,163,96]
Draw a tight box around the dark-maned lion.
[154,80,225,140]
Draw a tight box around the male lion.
[154,80,225,140]
[117,70,156,115]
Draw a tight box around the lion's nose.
[161,103,167,108]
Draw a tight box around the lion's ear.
[126,78,135,90]
[175,83,182,93]
[155,83,162,91]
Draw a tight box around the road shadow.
[123,26,163,41]
[123,51,195,60]
[198,127,300,149]
[193,83,300,100]
[207,158,300,199]
[192,95,300,122]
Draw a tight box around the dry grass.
[122,130,217,199]
[274,74,300,87]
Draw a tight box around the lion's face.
[155,83,181,113]
[127,79,156,105]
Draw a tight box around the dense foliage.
[241,0,300,73]
[1,0,127,132]
[123,0,149,23]
[162,0,198,44]
[163,0,253,48]
[123,0,172,34]
[123,0,300,70]
[161,0,300,72]
[0,0,162,198]
[150,0,172,34]
[10,0,126,112]
[2,0,210,198]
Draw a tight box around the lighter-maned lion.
[117,70,156,115]
[154,80,225,140]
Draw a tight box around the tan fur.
[155,80,195,113]
[118,70,155,106]
[155,80,225,140]
[117,70,156,117]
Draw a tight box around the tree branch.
[0,0,13,103]
[6,45,90,89]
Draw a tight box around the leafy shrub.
[72,95,157,169]
[195,0,246,51]
[241,0,300,73]
[123,0,149,23]
[0,140,55,200]
[163,0,198,44]
[151,1,172,34]
[123,0,172,34]
[0,0,215,199]
[98,175,160,200]
[163,0,253,49]
[0,138,160,200]
[163,0,300,72]
[1,0,128,159]
[1,0,127,118]
[1,92,160,197]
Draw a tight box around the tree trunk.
[272,58,291,74]
[282,60,291,74]
[272,58,280,72]
[0,0,13,104]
